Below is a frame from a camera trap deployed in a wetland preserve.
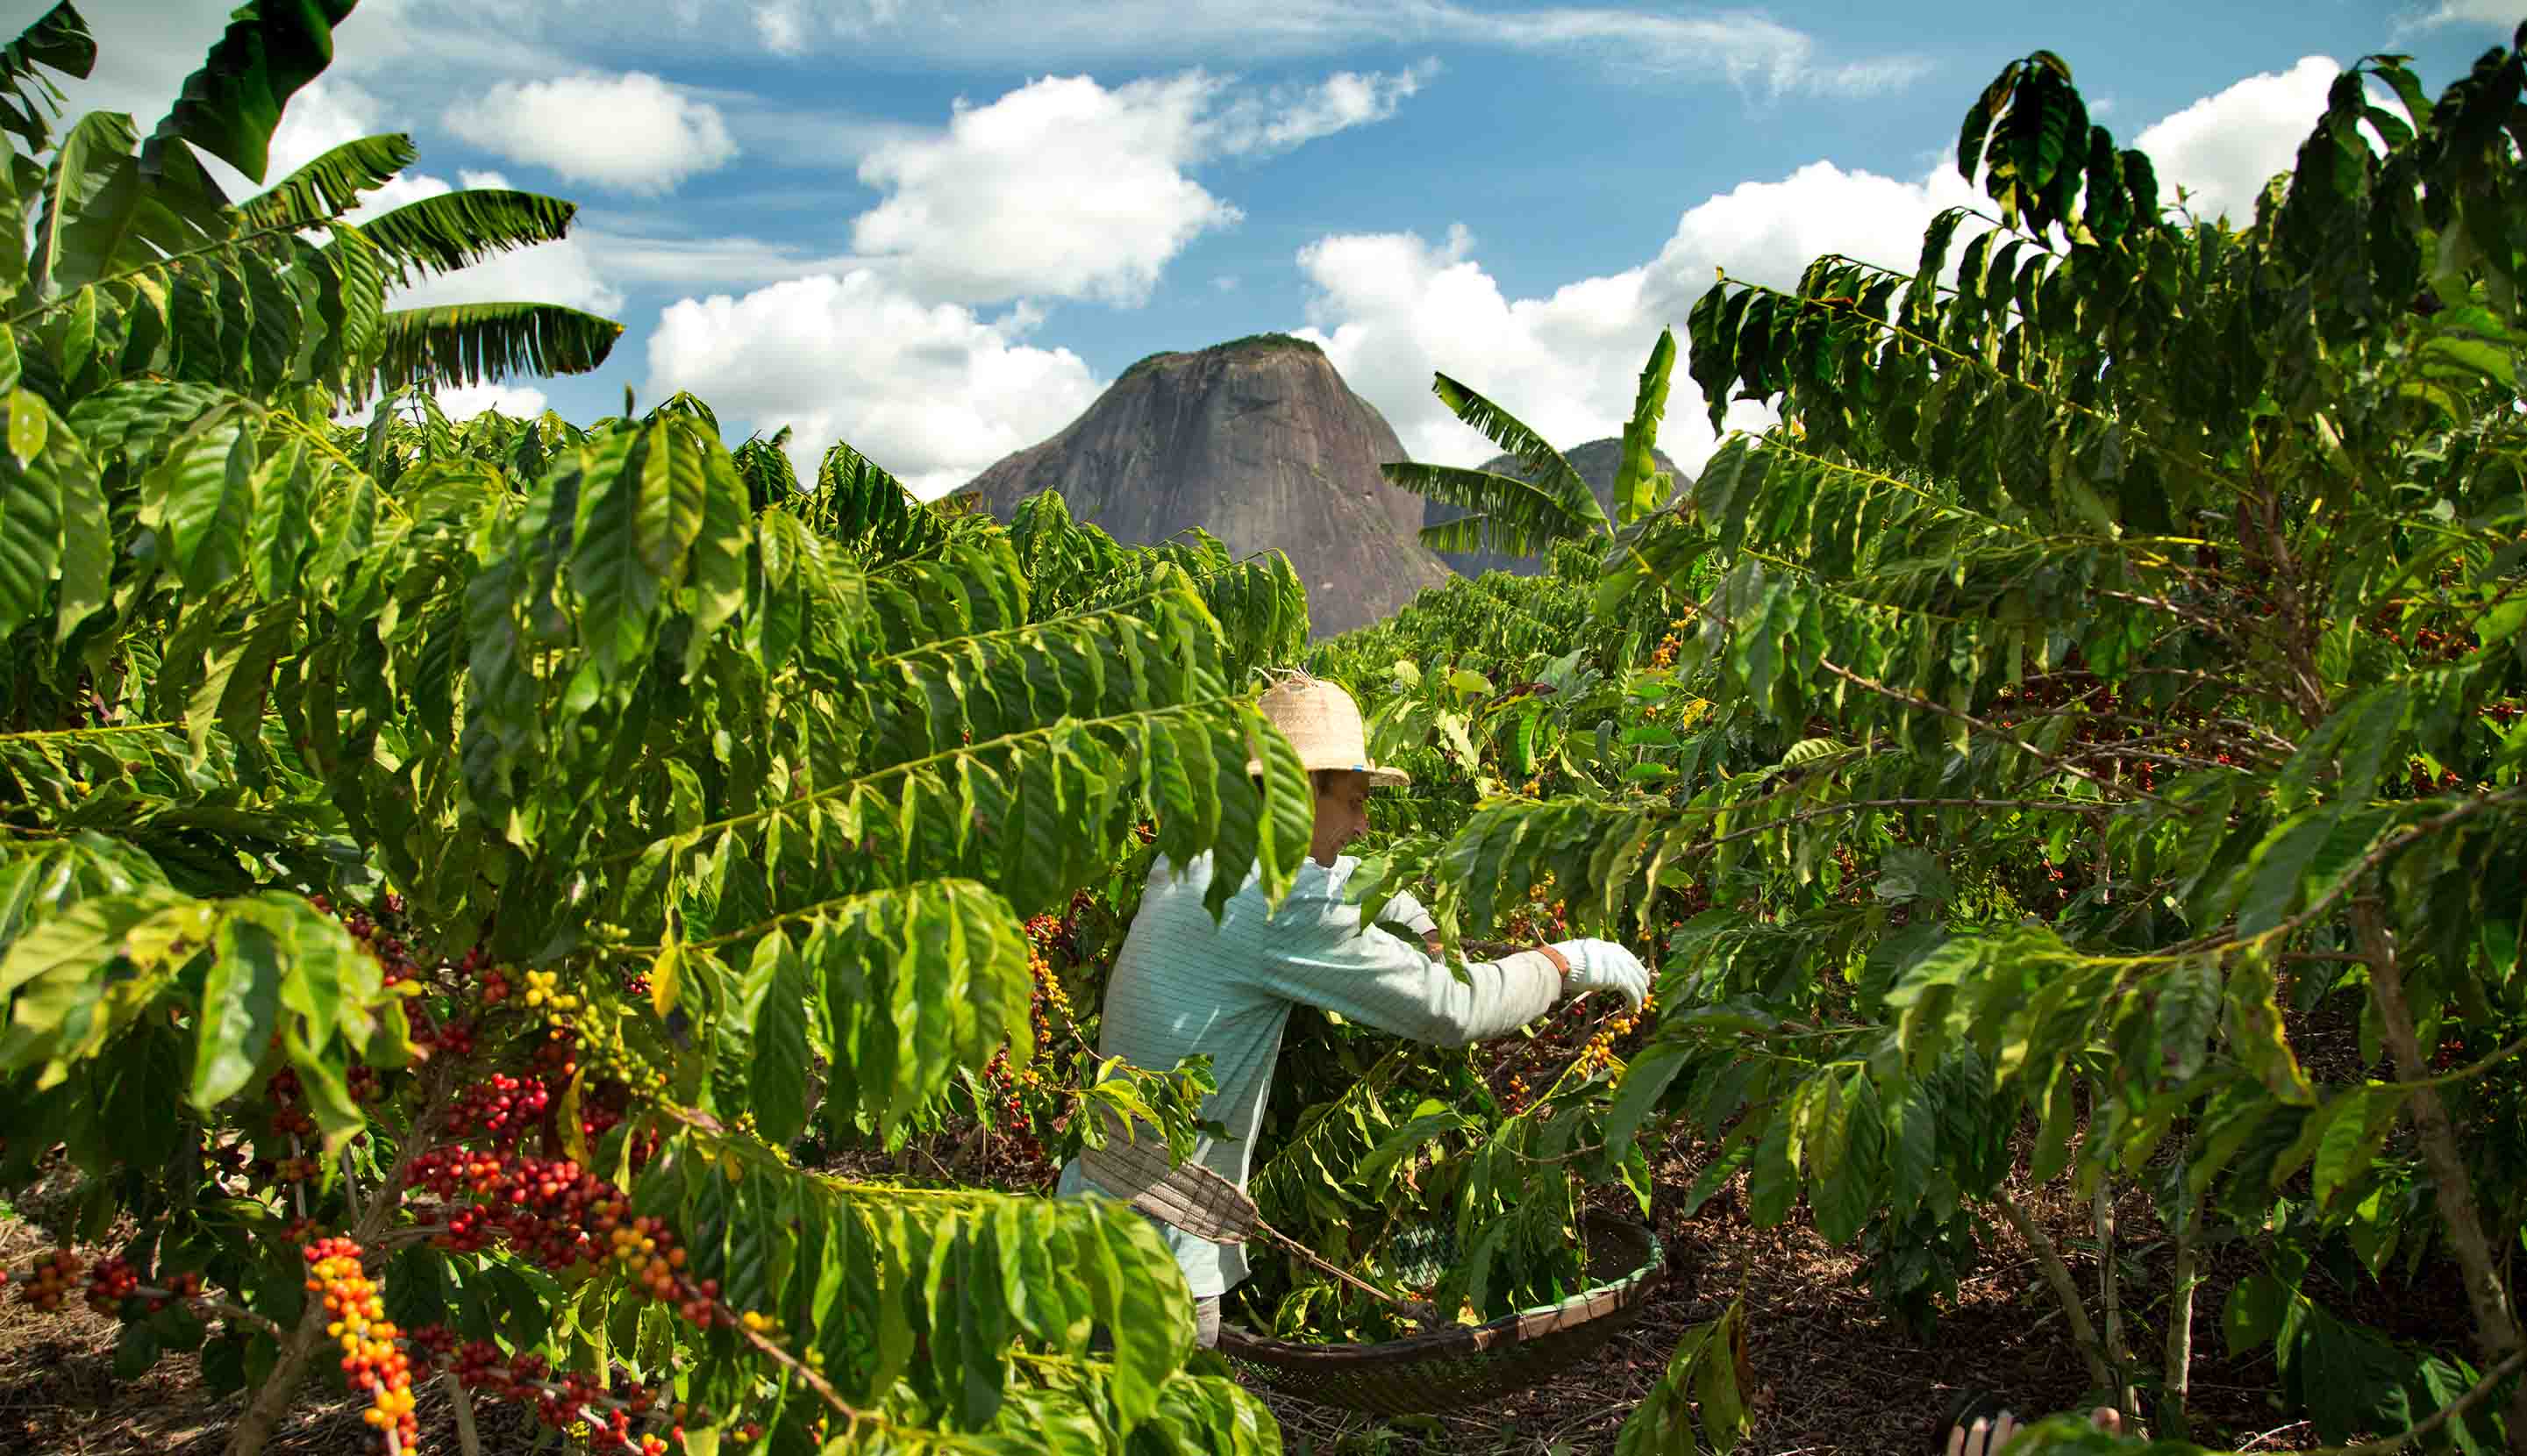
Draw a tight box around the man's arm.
[1374,888,1444,955]
[1253,889,1563,1046]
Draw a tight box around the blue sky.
[39,0,2523,493]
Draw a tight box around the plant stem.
[2162,1181,2205,1443]
[2095,1167,2133,1423]
[446,1374,482,1456]
[1992,1188,2116,1391]
[2352,901,2527,1456]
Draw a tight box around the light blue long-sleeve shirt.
[1054,851,1565,1297]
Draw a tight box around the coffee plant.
[1320,32,2527,1456]
[0,4,1317,1454]
[9,2,2524,1453]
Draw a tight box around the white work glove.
[1378,889,1438,940]
[1552,939,1649,1009]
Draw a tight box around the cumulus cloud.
[1294,59,2344,475]
[443,72,739,195]
[853,75,1236,305]
[849,65,1425,304]
[355,168,630,318]
[433,382,553,419]
[2131,56,2340,225]
[644,272,1105,496]
[215,81,627,319]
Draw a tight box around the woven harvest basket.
[1216,1210,1667,1416]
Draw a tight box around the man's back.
[1055,851,1566,1298]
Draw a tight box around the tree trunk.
[1994,1188,2117,1392]
[2353,902,2527,1455]
[220,1288,331,1456]
[227,1074,454,1456]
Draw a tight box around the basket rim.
[1215,1210,1666,1367]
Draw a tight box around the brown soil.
[0,1131,2382,1456]
[1253,1130,2343,1456]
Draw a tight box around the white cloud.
[849,65,1424,304]
[205,80,626,322]
[732,1,1924,94]
[342,168,631,318]
[1291,59,2344,477]
[443,72,739,195]
[753,0,811,52]
[2131,56,2340,225]
[853,74,1236,305]
[2411,0,2519,27]
[573,231,867,287]
[433,382,552,419]
[644,272,1105,496]
[257,78,392,184]
[1205,63,1437,155]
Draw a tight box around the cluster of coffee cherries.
[304,1236,418,1447]
[392,1146,814,1452]
[446,1071,553,1148]
[407,1146,671,1278]
[974,1047,1050,1180]
[10,1246,84,1310]
[1018,939,1074,1066]
[11,1247,208,1319]
[407,1334,675,1456]
[1579,981,1657,1074]
[309,892,426,1000]
[2370,614,2473,666]
[2406,759,2470,797]
[412,1014,476,1059]
[451,944,517,1009]
[268,1067,320,1139]
[1500,1071,1534,1117]
[1501,874,1571,945]
[1646,615,1690,671]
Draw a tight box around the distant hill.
[1423,438,1687,577]
[962,335,1453,638]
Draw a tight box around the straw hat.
[1247,673,1410,788]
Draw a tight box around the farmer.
[1056,672,1652,1348]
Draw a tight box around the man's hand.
[1552,939,1649,1009]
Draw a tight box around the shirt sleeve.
[1248,886,1561,1046]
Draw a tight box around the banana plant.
[1384,327,1679,560]
[1,0,617,421]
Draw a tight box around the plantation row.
[3,1,2525,1454]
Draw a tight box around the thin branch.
[2299,1350,2524,1456]
[727,1314,874,1438]
[2187,787,2527,959]
[0,720,183,743]
[1819,658,2175,808]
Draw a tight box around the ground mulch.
[0,1130,2372,1456]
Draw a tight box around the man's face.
[1311,771,1372,865]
